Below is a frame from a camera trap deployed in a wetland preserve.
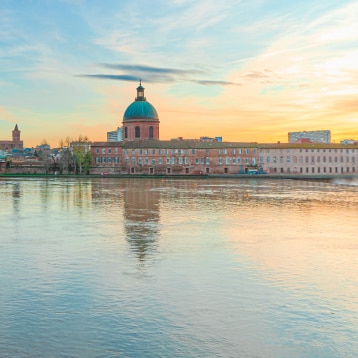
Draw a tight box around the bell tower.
[12,124,23,149]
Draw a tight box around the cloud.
[77,63,238,86]
[192,80,240,86]
[77,74,141,82]
[100,63,204,76]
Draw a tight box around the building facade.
[288,130,331,143]
[90,85,358,176]
[107,127,123,142]
[0,124,24,150]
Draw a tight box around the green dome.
[123,101,159,121]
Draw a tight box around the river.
[0,177,357,357]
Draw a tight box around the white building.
[107,127,123,142]
[288,130,331,143]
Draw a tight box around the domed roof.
[123,101,159,121]
[123,82,159,121]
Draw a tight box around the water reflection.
[123,179,160,261]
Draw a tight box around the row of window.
[263,148,356,153]
[124,126,155,139]
[94,156,258,166]
[94,148,257,155]
[262,156,356,164]
[272,167,356,174]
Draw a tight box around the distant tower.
[12,124,23,149]
[122,82,160,141]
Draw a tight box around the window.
[179,157,183,164]
[152,149,155,154]
[124,127,128,138]
[192,149,196,154]
[95,148,99,154]
[145,157,149,164]
[149,126,154,138]
[226,157,230,164]
[152,159,156,165]
[135,126,140,138]
[219,158,223,165]
[115,148,118,154]
[224,149,227,154]
[246,149,249,154]
[159,158,162,164]
[131,150,135,155]
[172,157,175,164]
[206,158,210,165]
[138,158,142,164]
[184,157,189,164]
[102,148,106,154]
[166,157,170,164]
[150,167,154,174]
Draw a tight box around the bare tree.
[58,137,74,174]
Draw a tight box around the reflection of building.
[123,179,160,261]
[0,124,24,150]
[90,84,358,176]
[288,130,331,144]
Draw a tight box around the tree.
[72,135,91,175]
[37,140,52,174]
[58,137,73,174]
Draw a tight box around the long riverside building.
[90,84,358,176]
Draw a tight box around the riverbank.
[1,172,358,182]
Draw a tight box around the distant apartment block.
[107,127,123,142]
[288,130,331,144]
[341,139,358,145]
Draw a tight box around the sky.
[0,0,357,147]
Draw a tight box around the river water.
[0,177,357,357]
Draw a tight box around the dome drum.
[122,83,160,141]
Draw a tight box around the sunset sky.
[0,0,357,147]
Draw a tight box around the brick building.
[0,124,24,150]
[90,84,358,176]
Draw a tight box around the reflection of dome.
[123,82,159,121]
[123,101,159,121]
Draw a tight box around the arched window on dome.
[135,126,140,138]
[149,126,154,139]
[124,127,128,139]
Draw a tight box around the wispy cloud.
[77,63,239,86]
[100,63,204,76]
